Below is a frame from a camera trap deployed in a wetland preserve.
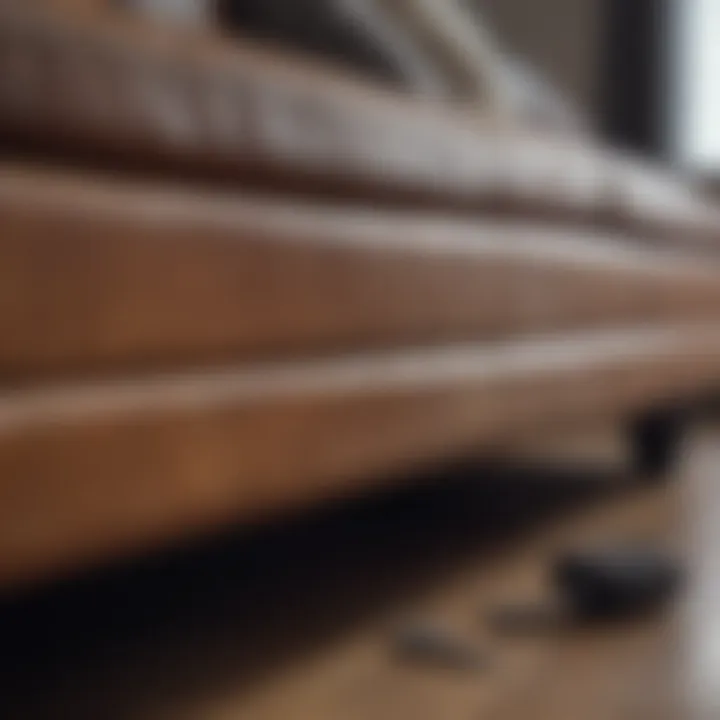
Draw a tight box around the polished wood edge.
[2,162,720,380]
[1,322,719,588]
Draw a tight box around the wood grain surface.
[2,164,720,380]
[0,323,719,589]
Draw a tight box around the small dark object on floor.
[491,547,684,635]
[394,624,487,672]
[555,547,684,621]
[489,601,571,635]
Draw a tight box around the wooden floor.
[1,424,717,719]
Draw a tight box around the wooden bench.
[1,3,719,589]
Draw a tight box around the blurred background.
[117,0,720,163]
[4,1,720,718]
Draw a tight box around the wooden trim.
[2,164,720,380]
[1,323,719,588]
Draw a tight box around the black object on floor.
[491,547,684,634]
[555,547,684,622]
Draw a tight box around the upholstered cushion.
[0,4,715,245]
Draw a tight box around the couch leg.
[628,408,686,482]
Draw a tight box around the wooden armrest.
[1,324,720,589]
[2,163,720,381]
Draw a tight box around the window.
[675,0,720,173]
